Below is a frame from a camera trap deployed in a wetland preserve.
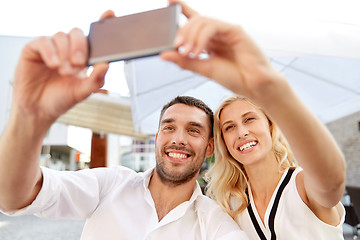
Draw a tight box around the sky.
[1,0,358,41]
[0,0,170,37]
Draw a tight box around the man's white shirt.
[1,166,247,240]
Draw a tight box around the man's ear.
[205,137,214,158]
[155,133,158,145]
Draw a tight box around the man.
[0,5,247,239]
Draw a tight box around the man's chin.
[155,165,197,186]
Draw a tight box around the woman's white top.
[234,167,345,240]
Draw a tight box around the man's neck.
[148,170,197,221]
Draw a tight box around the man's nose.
[171,130,187,145]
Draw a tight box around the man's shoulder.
[195,195,220,209]
[77,165,145,186]
[86,165,138,176]
[194,195,230,218]
[194,195,247,239]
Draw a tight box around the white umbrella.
[125,55,360,135]
[123,0,360,135]
[124,56,232,134]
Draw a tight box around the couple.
[0,0,345,239]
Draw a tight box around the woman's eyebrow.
[221,111,257,126]
[242,111,257,117]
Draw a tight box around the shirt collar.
[142,167,154,189]
[142,167,203,204]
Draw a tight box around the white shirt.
[235,168,345,240]
[2,166,248,240]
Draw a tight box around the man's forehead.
[161,103,208,124]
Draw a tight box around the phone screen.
[88,4,180,65]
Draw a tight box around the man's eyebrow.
[160,118,175,125]
[188,121,205,130]
[160,119,206,129]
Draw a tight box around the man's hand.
[11,10,115,129]
[0,10,115,211]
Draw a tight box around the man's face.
[155,103,214,186]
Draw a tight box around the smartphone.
[87,4,181,65]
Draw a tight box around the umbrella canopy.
[123,0,360,135]
[125,55,360,135]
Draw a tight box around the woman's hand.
[161,0,284,100]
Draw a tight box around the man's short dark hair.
[159,96,214,138]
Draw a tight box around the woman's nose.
[237,127,249,139]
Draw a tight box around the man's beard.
[155,146,204,187]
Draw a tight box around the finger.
[168,0,198,19]
[69,28,87,66]
[75,62,109,101]
[177,16,205,56]
[100,10,115,20]
[192,21,218,57]
[160,50,212,79]
[29,36,60,68]
[52,31,81,75]
[160,49,180,62]
[88,63,109,92]
[52,31,70,64]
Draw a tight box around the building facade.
[327,111,360,187]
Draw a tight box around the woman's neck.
[245,153,284,208]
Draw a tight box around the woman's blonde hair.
[205,95,297,220]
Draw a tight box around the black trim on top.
[268,168,295,239]
[247,200,267,240]
[246,167,296,240]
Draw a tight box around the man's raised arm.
[0,11,114,210]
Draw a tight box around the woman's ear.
[268,118,273,135]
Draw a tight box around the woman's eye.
[245,117,255,123]
[224,125,234,131]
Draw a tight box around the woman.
[205,96,345,239]
[161,1,346,239]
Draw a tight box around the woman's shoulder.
[283,167,345,227]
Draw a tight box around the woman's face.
[219,100,273,166]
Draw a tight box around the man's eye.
[189,129,200,134]
[163,126,174,131]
